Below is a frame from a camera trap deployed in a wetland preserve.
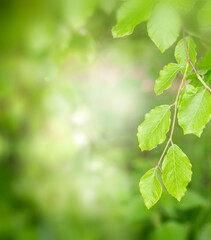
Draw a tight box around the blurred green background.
[0,0,211,239]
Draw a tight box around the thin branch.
[170,62,189,140]
[155,30,211,171]
[183,29,211,93]
[155,139,170,170]
[155,28,211,170]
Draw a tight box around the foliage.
[113,0,211,208]
[0,0,211,239]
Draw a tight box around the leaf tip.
[145,204,152,210]
[112,26,119,38]
[159,47,166,54]
[154,87,162,96]
[175,191,186,202]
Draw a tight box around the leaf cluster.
[112,0,211,208]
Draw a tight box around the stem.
[183,29,211,93]
[155,139,170,170]
[170,62,189,139]
[155,62,189,170]
[197,74,211,93]
[155,29,211,171]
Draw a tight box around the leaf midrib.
[187,89,205,130]
[172,146,179,199]
[156,65,182,93]
[151,106,169,133]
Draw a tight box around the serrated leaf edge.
[137,105,171,151]
[162,145,192,201]
[139,168,162,209]
[155,64,182,95]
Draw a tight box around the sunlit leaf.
[112,0,155,38]
[162,144,192,201]
[137,105,171,151]
[178,85,211,137]
[139,168,162,209]
[175,37,196,73]
[147,3,181,53]
[155,63,182,95]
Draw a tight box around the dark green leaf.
[198,51,211,71]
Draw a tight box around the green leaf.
[198,51,211,71]
[175,37,196,73]
[112,0,155,38]
[155,63,182,95]
[139,168,162,209]
[178,85,211,137]
[162,144,192,201]
[137,105,171,151]
[193,127,205,138]
[147,3,181,53]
